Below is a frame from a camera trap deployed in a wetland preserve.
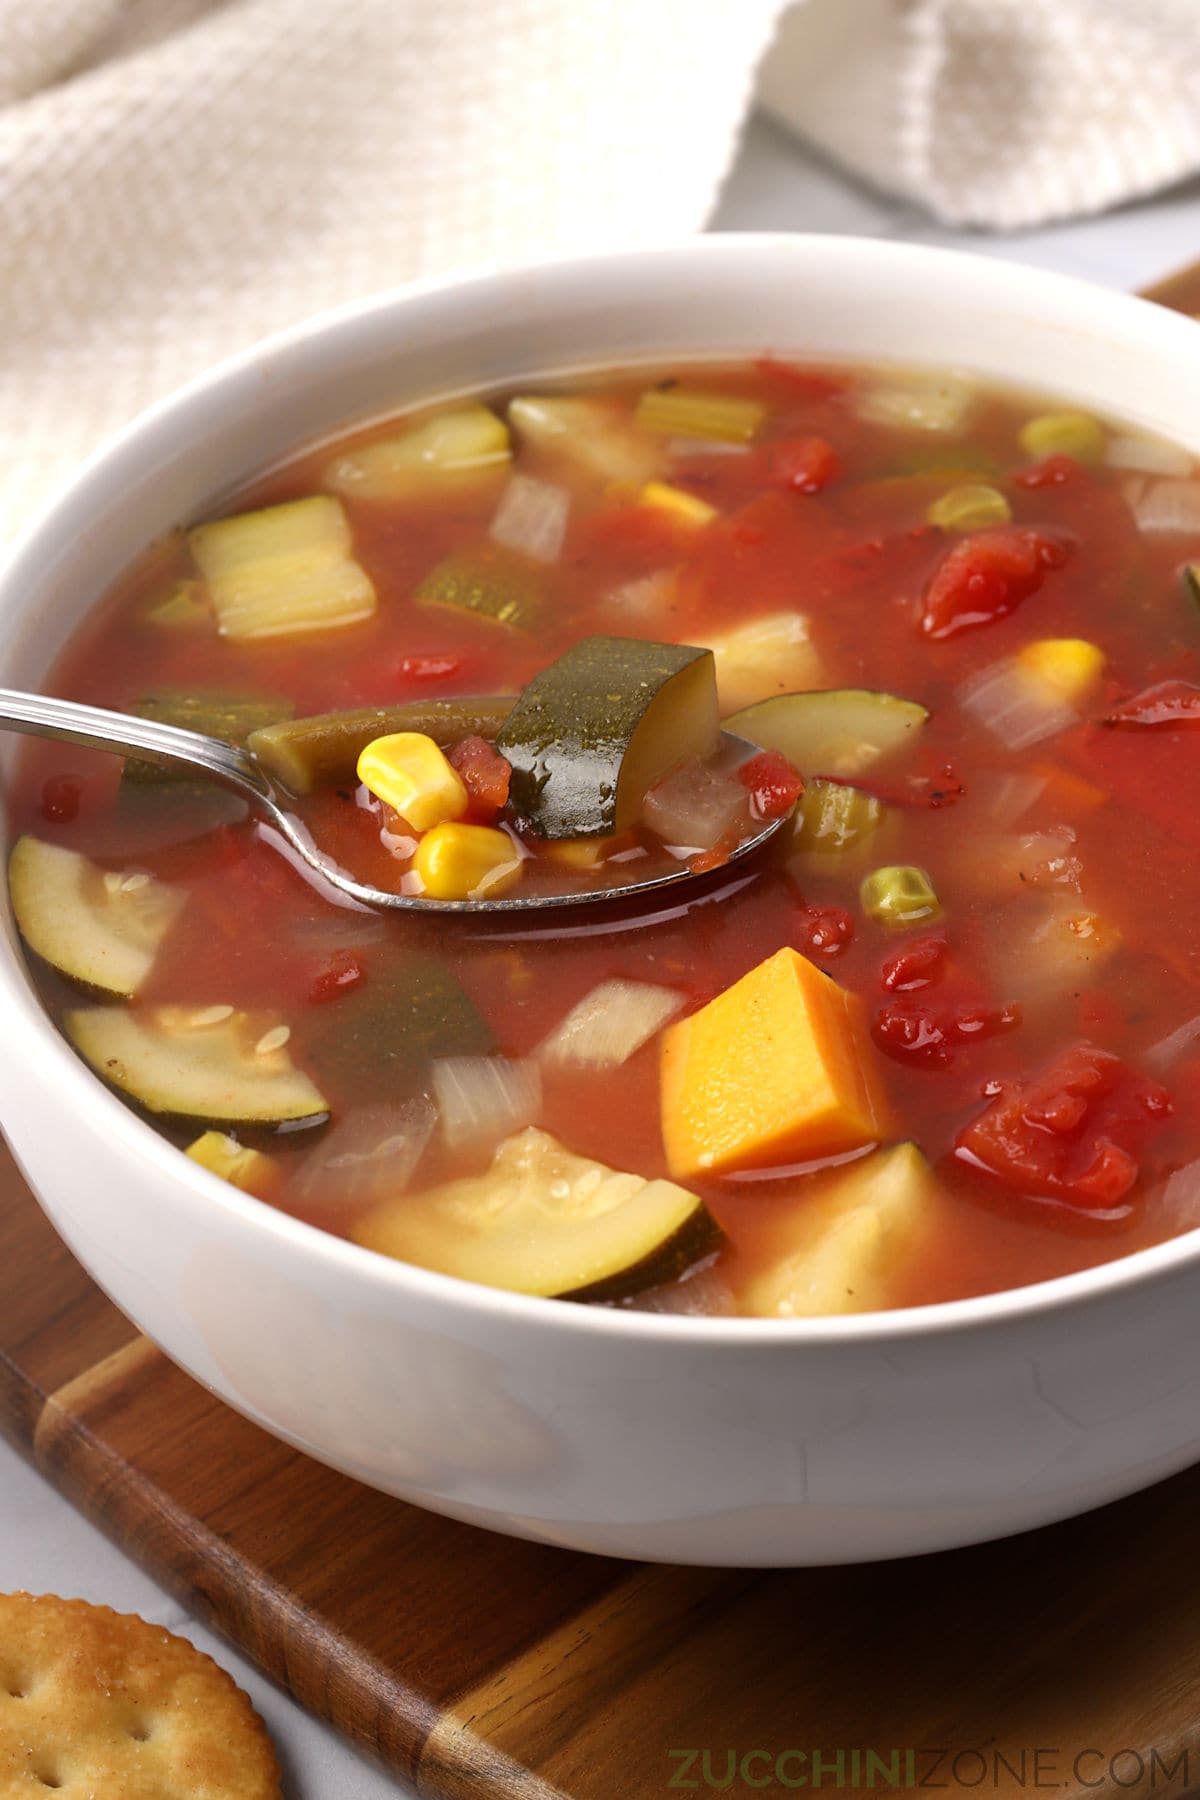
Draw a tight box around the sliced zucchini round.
[353,1125,716,1299]
[65,1005,328,1127]
[9,836,186,1000]
[723,689,928,779]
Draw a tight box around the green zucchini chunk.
[724,688,928,779]
[353,1125,717,1299]
[414,551,541,631]
[9,837,186,1000]
[496,635,720,838]
[305,955,496,1099]
[123,689,295,785]
[1184,563,1200,610]
[65,1005,328,1127]
[248,696,516,794]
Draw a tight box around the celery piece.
[1018,411,1106,465]
[122,689,294,785]
[794,780,883,853]
[414,551,541,632]
[634,386,765,445]
[248,696,515,794]
[508,396,661,483]
[144,580,212,630]
[860,864,940,929]
[324,405,510,501]
[188,496,376,639]
[926,483,1012,533]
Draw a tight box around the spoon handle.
[0,687,269,798]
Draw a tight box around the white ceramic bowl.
[4,236,1200,1566]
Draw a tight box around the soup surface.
[10,358,1200,1317]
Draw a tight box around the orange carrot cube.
[660,947,889,1179]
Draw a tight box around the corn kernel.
[543,837,610,870]
[357,731,468,831]
[186,1130,276,1193]
[414,822,523,900]
[860,864,940,929]
[926,482,1012,533]
[1016,638,1105,706]
[1019,411,1106,465]
[639,481,718,528]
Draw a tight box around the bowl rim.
[6,229,1200,1348]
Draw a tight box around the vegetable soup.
[10,358,1200,1317]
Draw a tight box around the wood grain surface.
[3,262,1200,1800]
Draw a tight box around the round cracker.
[0,1592,280,1797]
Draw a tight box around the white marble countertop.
[3,117,1198,1800]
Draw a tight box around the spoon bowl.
[0,686,786,912]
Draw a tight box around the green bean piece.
[247,697,517,794]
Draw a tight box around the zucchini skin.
[496,636,719,838]
[565,1206,725,1305]
[304,955,496,1100]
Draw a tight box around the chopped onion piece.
[539,979,685,1070]
[1160,1157,1200,1233]
[1145,1014,1200,1070]
[960,660,1078,750]
[1131,478,1200,537]
[1105,434,1194,478]
[604,570,676,618]
[642,756,749,851]
[489,474,570,563]
[621,1259,736,1315]
[432,1056,542,1150]
[971,771,1048,829]
[294,1098,436,1213]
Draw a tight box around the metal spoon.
[0,688,788,913]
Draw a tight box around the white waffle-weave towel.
[3,0,1200,546]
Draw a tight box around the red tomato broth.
[9,359,1200,1315]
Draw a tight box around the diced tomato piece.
[846,763,967,810]
[447,735,512,822]
[688,834,737,876]
[955,1044,1172,1209]
[880,934,947,992]
[309,949,366,1004]
[798,904,854,958]
[40,774,82,824]
[919,528,1070,640]
[1016,453,1081,489]
[753,358,846,401]
[737,749,804,819]
[399,654,463,682]
[873,997,1020,1068]
[1103,680,1200,729]
[770,436,840,495]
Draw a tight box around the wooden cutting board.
[5,262,1200,1800]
